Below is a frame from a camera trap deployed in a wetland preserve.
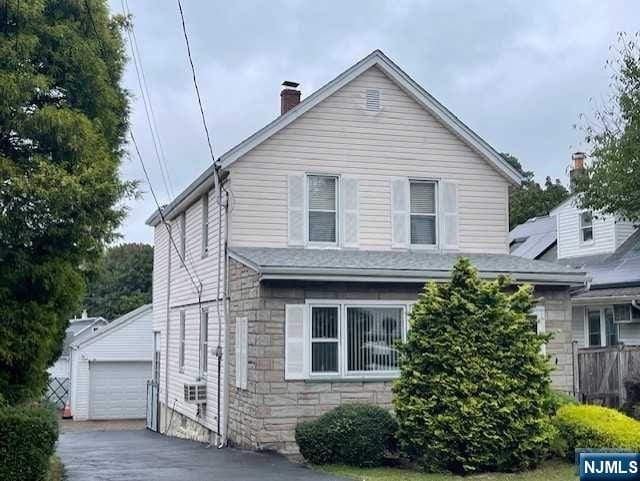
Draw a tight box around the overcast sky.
[109,0,640,244]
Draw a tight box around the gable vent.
[365,89,380,111]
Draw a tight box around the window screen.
[308,175,337,243]
[410,181,436,245]
[311,307,339,373]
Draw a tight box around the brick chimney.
[281,81,301,115]
[570,151,586,191]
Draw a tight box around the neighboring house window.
[587,309,601,347]
[586,307,619,347]
[179,212,186,259]
[410,180,437,246]
[580,211,593,243]
[199,309,208,376]
[307,175,338,244]
[307,302,407,378]
[311,306,339,374]
[202,193,209,258]
[179,311,186,371]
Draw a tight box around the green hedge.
[295,404,397,467]
[0,405,59,481]
[554,404,640,458]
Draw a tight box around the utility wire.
[129,129,202,294]
[121,0,174,200]
[83,0,202,294]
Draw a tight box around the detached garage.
[69,304,153,420]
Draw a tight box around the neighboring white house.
[147,50,586,454]
[48,312,108,380]
[510,152,640,350]
[69,304,153,420]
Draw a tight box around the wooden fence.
[575,344,640,407]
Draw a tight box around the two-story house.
[147,50,585,455]
[509,153,640,351]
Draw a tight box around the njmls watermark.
[579,451,640,481]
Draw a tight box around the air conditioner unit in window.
[183,382,207,404]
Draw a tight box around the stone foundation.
[161,402,214,444]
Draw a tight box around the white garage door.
[89,361,151,420]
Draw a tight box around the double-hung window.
[199,309,209,376]
[308,303,407,378]
[580,211,593,243]
[178,311,186,372]
[202,193,209,258]
[410,180,437,246]
[307,175,338,244]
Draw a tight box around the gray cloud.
[111,0,640,244]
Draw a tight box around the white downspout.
[163,223,172,433]
[222,188,231,447]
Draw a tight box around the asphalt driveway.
[57,429,344,481]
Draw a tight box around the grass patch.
[317,459,576,481]
[47,456,64,481]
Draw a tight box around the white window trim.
[409,178,438,250]
[202,193,209,258]
[583,306,620,347]
[305,173,340,248]
[178,311,186,372]
[579,211,594,246]
[305,299,413,380]
[199,308,209,378]
[179,212,187,262]
[308,304,341,378]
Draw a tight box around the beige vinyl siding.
[169,189,226,309]
[556,199,616,259]
[228,66,510,253]
[615,221,637,249]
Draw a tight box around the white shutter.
[285,304,307,380]
[235,317,248,389]
[439,181,459,250]
[288,174,305,246]
[342,176,359,248]
[532,306,546,356]
[391,177,409,248]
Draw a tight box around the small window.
[346,307,403,373]
[587,309,601,347]
[410,180,437,246]
[365,89,380,111]
[179,212,186,259]
[202,193,209,258]
[605,307,618,346]
[311,306,339,374]
[614,304,631,322]
[307,175,338,244]
[580,211,593,243]
[199,309,209,376]
[179,311,186,371]
[153,331,161,382]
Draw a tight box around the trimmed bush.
[295,403,397,467]
[0,404,59,481]
[393,258,555,474]
[547,390,578,415]
[554,404,640,458]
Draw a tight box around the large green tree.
[393,258,554,474]
[502,153,570,229]
[0,0,130,404]
[575,32,640,221]
[84,243,153,320]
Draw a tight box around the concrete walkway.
[57,429,344,481]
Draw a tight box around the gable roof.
[147,50,522,226]
[230,247,586,286]
[72,304,152,349]
[509,215,557,260]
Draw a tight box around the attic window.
[365,89,380,111]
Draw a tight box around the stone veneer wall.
[226,258,575,455]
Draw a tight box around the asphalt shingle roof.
[230,247,585,284]
[509,215,557,260]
